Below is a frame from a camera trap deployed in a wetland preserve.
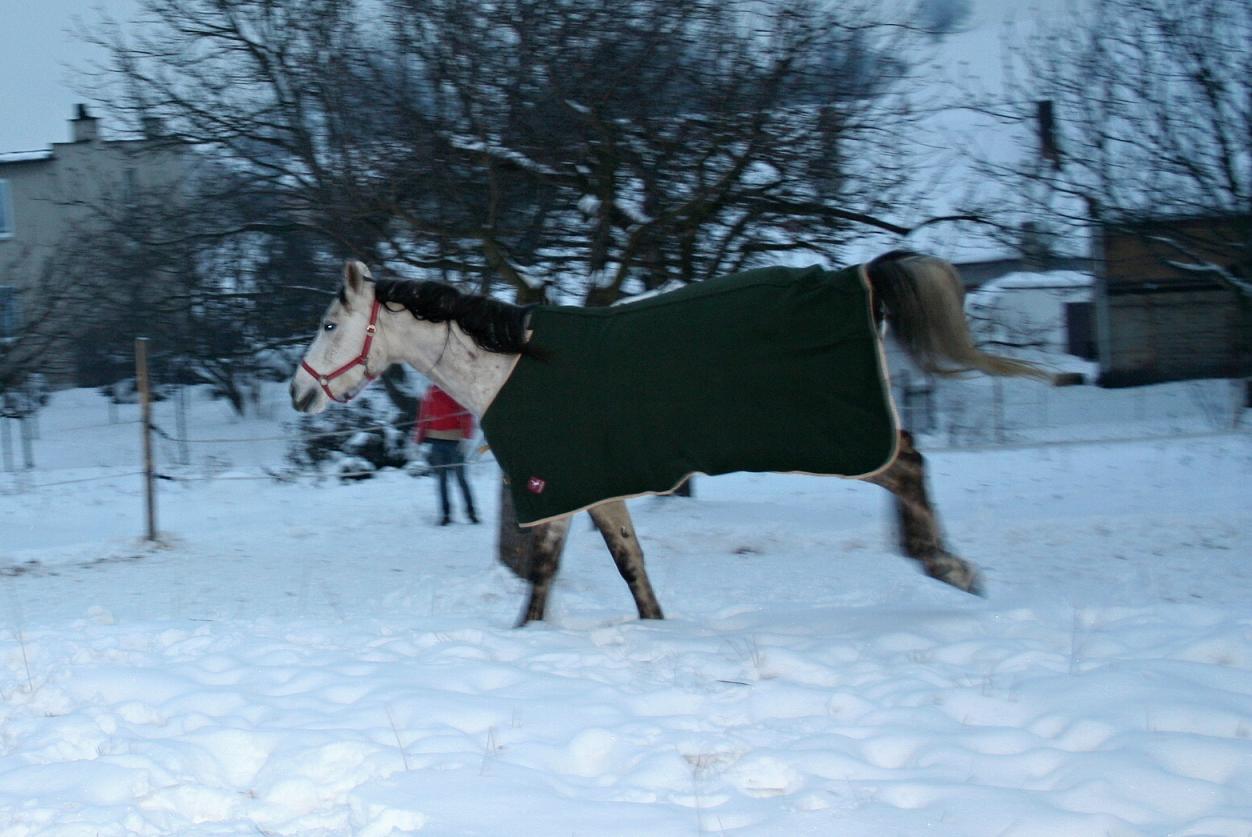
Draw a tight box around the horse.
[290,252,1051,625]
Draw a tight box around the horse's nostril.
[292,384,316,413]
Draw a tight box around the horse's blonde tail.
[867,251,1054,382]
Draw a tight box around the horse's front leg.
[587,500,664,620]
[865,431,983,596]
[517,516,572,626]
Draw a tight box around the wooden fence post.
[18,415,33,470]
[0,417,12,473]
[135,337,157,541]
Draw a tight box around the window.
[0,179,13,237]
[0,286,17,340]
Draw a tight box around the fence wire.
[5,470,147,491]
[3,381,1247,494]
[150,418,422,446]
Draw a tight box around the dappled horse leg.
[497,479,534,579]
[497,479,574,625]
[516,516,573,626]
[587,500,664,620]
[866,431,984,595]
[498,480,575,623]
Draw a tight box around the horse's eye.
[323,322,337,332]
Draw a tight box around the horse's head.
[290,260,386,414]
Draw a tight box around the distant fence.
[896,375,1246,449]
[0,380,472,495]
[2,376,1248,493]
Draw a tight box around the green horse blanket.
[481,264,899,526]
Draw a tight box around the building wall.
[0,111,188,386]
[1096,216,1250,387]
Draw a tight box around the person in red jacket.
[414,385,479,525]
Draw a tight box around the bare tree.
[26,157,331,413]
[0,246,92,393]
[939,0,1249,391]
[74,0,991,562]
[983,0,1250,295]
[85,0,948,307]
[373,0,935,304]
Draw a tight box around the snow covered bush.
[1,373,50,418]
[98,377,169,405]
[285,392,410,480]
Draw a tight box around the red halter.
[300,299,383,403]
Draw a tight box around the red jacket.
[414,386,474,443]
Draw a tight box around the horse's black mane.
[373,278,534,356]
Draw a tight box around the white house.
[965,270,1095,358]
[0,105,188,384]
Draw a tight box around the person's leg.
[427,440,454,524]
[450,446,478,523]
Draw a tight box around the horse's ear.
[343,260,373,296]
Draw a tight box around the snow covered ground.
[1,382,1250,835]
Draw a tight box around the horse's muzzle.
[290,379,321,413]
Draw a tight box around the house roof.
[0,149,54,165]
[973,270,1094,292]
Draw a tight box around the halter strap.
[301,298,383,403]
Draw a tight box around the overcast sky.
[0,0,140,152]
[0,0,1071,154]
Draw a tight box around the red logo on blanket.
[527,476,547,494]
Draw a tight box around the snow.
[2,379,1250,835]
[444,134,557,177]
[974,271,1093,292]
[0,150,54,165]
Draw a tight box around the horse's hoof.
[515,602,545,627]
[929,558,983,597]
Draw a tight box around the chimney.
[1036,100,1060,170]
[71,104,99,143]
[1019,221,1051,268]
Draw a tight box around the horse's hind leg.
[866,431,983,596]
[517,517,572,626]
[587,500,664,620]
